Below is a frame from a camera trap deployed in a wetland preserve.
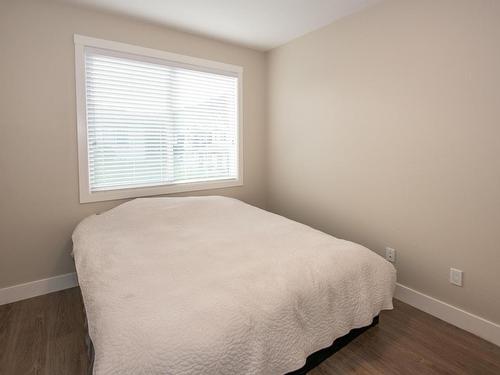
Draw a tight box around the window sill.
[79,178,243,203]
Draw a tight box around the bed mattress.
[72,196,396,375]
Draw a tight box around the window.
[74,35,242,203]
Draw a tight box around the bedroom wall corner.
[265,0,500,326]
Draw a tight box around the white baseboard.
[0,272,78,306]
[395,283,500,347]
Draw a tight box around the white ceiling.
[63,0,380,50]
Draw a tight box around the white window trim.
[74,34,244,203]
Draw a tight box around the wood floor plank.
[5,297,47,375]
[0,302,15,375]
[43,289,88,375]
[0,288,499,374]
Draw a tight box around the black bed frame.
[285,316,379,374]
[84,314,378,375]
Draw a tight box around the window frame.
[74,34,243,203]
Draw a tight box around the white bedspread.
[72,196,396,375]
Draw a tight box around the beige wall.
[0,0,267,288]
[267,0,500,323]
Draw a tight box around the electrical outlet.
[450,268,463,286]
[385,247,396,263]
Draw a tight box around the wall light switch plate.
[450,268,463,286]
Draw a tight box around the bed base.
[285,316,379,374]
[84,315,378,375]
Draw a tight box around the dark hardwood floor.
[0,288,88,375]
[0,288,499,375]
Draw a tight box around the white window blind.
[79,42,240,199]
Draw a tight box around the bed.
[72,196,396,375]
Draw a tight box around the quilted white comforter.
[72,196,396,375]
